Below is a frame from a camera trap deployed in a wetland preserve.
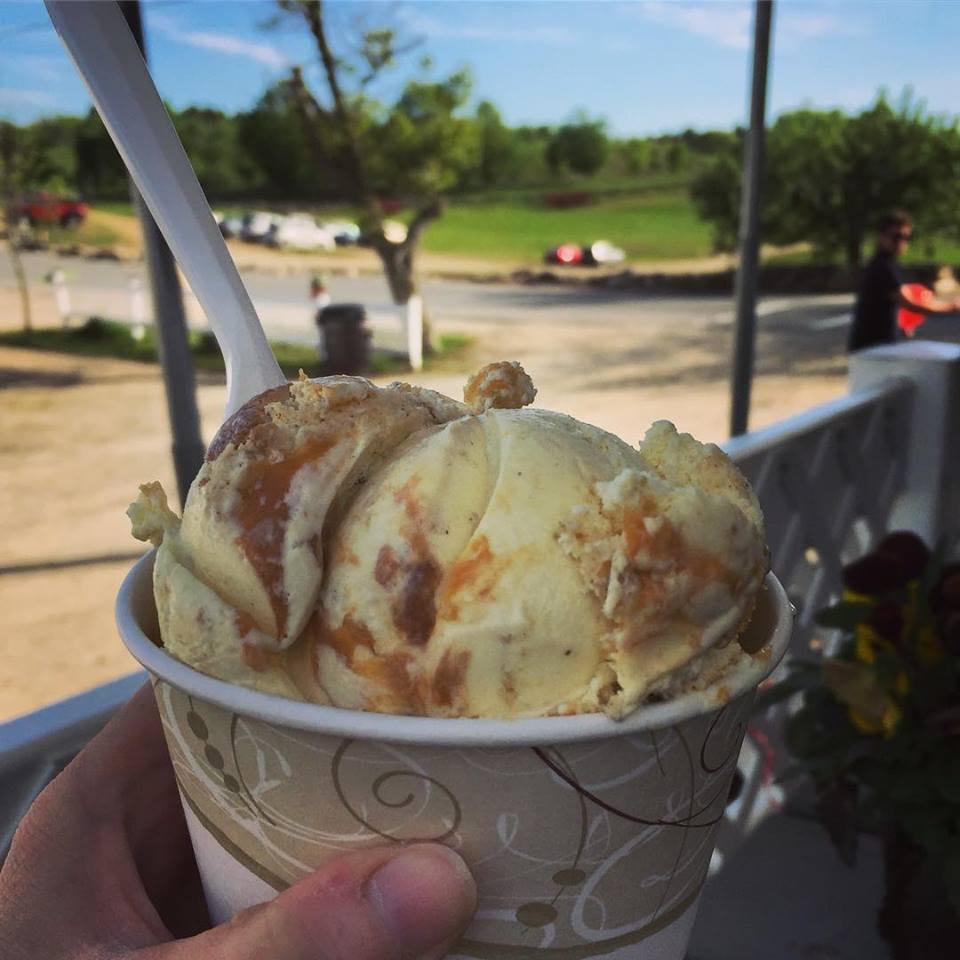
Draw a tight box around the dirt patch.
[0,282,850,720]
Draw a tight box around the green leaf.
[816,780,859,867]
[934,749,960,804]
[943,843,960,919]
[815,601,874,630]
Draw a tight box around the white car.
[323,220,361,246]
[585,240,626,266]
[267,215,336,252]
[241,211,282,242]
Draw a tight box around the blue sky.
[3,1,960,135]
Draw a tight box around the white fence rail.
[2,343,959,870]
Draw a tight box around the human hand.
[0,685,477,960]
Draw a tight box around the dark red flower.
[930,565,960,616]
[875,531,930,581]
[843,552,909,596]
[943,612,960,657]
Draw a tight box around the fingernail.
[367,844,476,957]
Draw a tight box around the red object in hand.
[898,283,933,335]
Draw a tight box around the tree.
[173,107,256,199]
[75,109,128,200]
[236,84,318,201]
[692,93,960,266]
[545,114,608,176]
[474,100,515,188]
[278,0,477,349]
[0,122,33,332]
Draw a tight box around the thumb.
[156,844,476,960]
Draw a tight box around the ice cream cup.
[117,553,792,959]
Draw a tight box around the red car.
[11,193,89,228]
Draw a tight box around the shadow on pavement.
[0,551,146,577]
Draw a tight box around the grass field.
[91,188,960,268]
[0,318,470,376]
[767,238,960,269]
[90,184,714,263]
[420,191,712,261]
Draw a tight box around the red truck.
[10,193,89,228]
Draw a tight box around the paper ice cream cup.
[117,553,791,959]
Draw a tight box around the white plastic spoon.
[45,0,285,416]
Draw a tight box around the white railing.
[2,342,958,868]
[715,341,960,856]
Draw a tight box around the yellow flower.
[854,624,894,663]
[848,700,902,738]
[881,701,903,737]
[849,707,884,735]
[915,623,945,665]
[894,671,910,697]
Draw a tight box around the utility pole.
[118,0,205,505]
[729,0,774,437]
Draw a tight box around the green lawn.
[767,238,960,269]
[0,318,470,377]
[421,191,712,261]
[91,179,712,263]
[93,201,136,217]
[38,219,122,248]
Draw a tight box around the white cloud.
[176,31,289,67]
[148,12,289,69]
[402,10,579,46]
[632,1,862,52]
[0,87,56,107]
[636,1,753,50]
[9,55,63,84]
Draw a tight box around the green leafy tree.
[473,100,515,188]
[545,113,608,176]
[236,83,334,201]
[692,93,960,266]
[75,109,128,200]
[279,0,477,349]
[172,107,256,199]
[1,122,32,331]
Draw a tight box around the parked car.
[544,243,584,266]
[10,193,88,228]
[357,219,408,246]
[265,215,336,251]
[544,239,626,267]
[217,215,243,239]
[323,220,361,246]
[240,210,282,242]
[583,240,626,266]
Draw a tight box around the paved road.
[1,249,858,346]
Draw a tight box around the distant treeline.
[1,83,736,204]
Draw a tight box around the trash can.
[316,303,371,375]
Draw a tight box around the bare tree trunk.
[285,1,445,356]
[374,237,436,356]
[7,235,32,333]
[846,232,863,269]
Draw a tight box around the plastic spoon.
[45,0,285,416]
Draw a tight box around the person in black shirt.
[848,211,960,352]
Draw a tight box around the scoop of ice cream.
[130,362,767,718]
[129,374,466,692]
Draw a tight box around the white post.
[51,268,71,327]
[406,295,423,372]
[849,342,960,548]
[129,275,147,340]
